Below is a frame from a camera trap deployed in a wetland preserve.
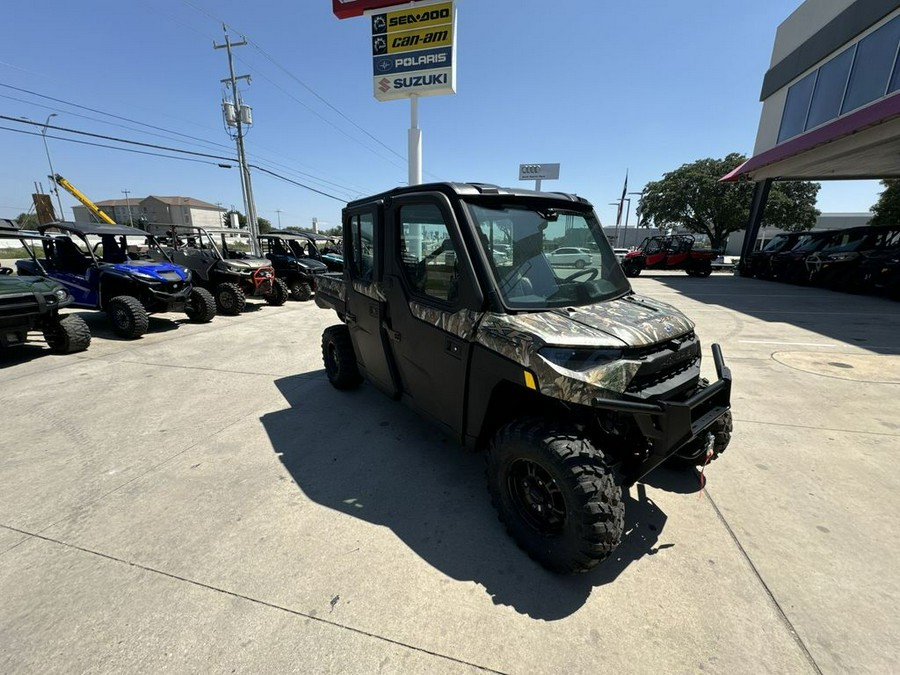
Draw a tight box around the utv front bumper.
[603,344,732,486]
[145,283,192,313]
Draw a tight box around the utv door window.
[349,213,374,281]
[398,203,459,303]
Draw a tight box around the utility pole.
[275,209,282,230]
[122,189,134,226]
[215,26,260,256]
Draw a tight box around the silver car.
[547,246,593,269]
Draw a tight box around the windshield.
[793,233,832,252]
[763,235,793,252]
[465,201,630,309]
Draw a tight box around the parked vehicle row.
[743,226,900,299]
[622,234,718,277]
[1,220,343,358]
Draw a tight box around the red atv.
[622,234,717,277]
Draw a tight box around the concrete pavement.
[1,274,898,674]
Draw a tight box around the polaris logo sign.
[373,47,451,75]
[371,0,456,101]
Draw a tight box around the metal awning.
[723,91,900,182]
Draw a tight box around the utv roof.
[263,231,323,241]
[0,220,49,240]
[166,225,242,234]
[345,182,592,209]
[39,221,151,237]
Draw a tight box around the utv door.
[343,207,398,397]
[381,193,482,436]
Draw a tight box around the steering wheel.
[564,267,599,282]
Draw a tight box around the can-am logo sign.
[333,0,429,20]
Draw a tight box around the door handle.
[345,312,357,326]
[381,321,401,342]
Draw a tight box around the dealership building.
[726,0,900,262]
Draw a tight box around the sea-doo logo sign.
[371,2,453,34]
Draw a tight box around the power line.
[1,123,347,201]
[2,80,375,196]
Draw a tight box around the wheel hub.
[507,459,565,534]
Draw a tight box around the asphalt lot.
[1,271,898,674]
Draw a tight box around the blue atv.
[16,221,216,339]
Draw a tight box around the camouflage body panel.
[316,274,345,303]
[409,302,482,340]
[474,313,641,400]
[352,279,387,302]
[562,295,694,348]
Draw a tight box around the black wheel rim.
[112,307,130,329]
[507,459,566,534]
[325,342,338,376]
[219,291,233,310]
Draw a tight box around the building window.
[843,15,900,113]
[777,72,816,143]
[806,46,855,130]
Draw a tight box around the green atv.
[0,221,90,354]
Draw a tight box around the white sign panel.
[519,163,561,181]
[371,0,456,101]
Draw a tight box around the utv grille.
[624,332,701,397]
[0,293,40,319]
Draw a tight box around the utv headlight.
[54,288,68,301]
[539,347,623,372]
[829,252,859,262]
[131,271,159,282]
[181,268,192,282]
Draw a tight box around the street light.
[40,114,64,220]
[628,191,644,228]
[122,190,134,227]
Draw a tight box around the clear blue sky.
[0,0,882,230]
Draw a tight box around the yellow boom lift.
[52,174,116,225]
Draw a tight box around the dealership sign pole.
[334,0,457,186]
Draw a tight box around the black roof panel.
[38,221,151,237]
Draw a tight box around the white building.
[72,196,226,234]
[725,0,900,265]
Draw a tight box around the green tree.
[222,210,272,233]
[257,217,272,234]
[869,179,900,225]
[15,212,38,228]
[637,153,820,250]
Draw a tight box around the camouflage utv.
[314,183,733,574]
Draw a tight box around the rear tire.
[185,287,216,323]
[575,259,586,270]
[215,282,245,315]
[290,280,313,301]
[43,314,91,353]
[265,277,289,306]
[486,418,624,574]
[623,263,641,277]
[322,324,362,390]
[107,296,149,339]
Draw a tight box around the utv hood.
[479,294,694,350]
[108,260,189,281]
[0,275,62,295]
[222,257,273,270]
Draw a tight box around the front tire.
[290,280,313,301]
[486,418,624,574]
[322,324,362,390]
[107,296,149,339]
[265,278,289,306]
[185,287,217,323]
[215,282,246,315]
[43,314,91,353]
[623,263,641,277]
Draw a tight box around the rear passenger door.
[343,207,398,397]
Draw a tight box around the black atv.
[160,226,288,315]
[0,220,90,353]
[258,232,329,301]
[16,221,215,339]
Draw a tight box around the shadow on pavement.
[647,273,900,355]
[262,373,678,621]
[0,343,56,368]
[72,310,181,340]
